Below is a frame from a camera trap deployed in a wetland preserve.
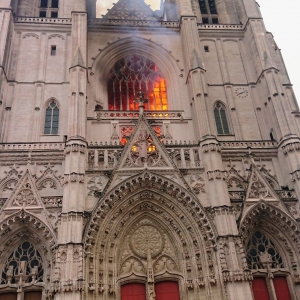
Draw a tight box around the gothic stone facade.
[0,0,300,299]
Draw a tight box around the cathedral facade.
[0,0,300,299]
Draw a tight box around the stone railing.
[220,141,277,149]
[87,144,202,170]
[197,24,243,30]
[0,142,65,151]
[15,16,72,24]
[88,18,179,28]
[92,110,184,120]
[275,190,297,201]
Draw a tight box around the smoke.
[96,0,161,17]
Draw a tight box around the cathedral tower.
[0,0,300,299]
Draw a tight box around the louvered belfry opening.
[108,54,168,111]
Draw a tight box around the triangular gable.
[116,114,176,171]
[102,0,160,21]
[101,114,193,194]
[246,164,278,201]
[0,168,51,226]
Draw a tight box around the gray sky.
[97,0,300,102]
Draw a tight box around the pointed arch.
[43,98,60,135]
[90,36,182,110]
[1,241,44,284]
[213,101,230,135]
[240,201,300,271]
[84,171,217,251]
[83,171,217,297]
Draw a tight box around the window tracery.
[214,102,229,135]
[44,100,59,134]
[1,242,44,285]
[246,231,284,269]
[108,55,168,111]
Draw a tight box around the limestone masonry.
[0,0,300,299]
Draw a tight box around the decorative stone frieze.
[207,170,228,180]
[201,143,221,153]
[281,142,300,155]
[64,143,86,154]
[61,173,85,185]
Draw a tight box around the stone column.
[54,4,87,300]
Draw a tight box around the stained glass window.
[44,100,59,134]
[214,102,229,135]
[108,55,168,111]
[1,242,44,284]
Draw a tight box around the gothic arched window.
[246,231,292,300]
[1,241,44,285]
[108,55,168,111]
[198,0,218,24]
[214,102,229,135]
[44,100,59,134]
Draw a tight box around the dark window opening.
[198,0,208,14]
[214,102,229,135]
[199,0,218,24]
[204,46,209,52]
[40,0,48,8]
[39,10,47,17]
[51,11,58,18]
[51,0,59,8]
[208,0,217,14]
[95,104,103,111]
[51,45,56,56]
[44,100,59,134]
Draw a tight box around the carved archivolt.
[84,171,217,252]
[240,201,300,273]
[0,209,57,248]
[84,172,217,296]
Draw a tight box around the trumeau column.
[54,4,87,299]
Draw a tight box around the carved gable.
[0,168,53,231]
[116,115,177,171]
[102,0,160,21]
[246,165,278,201]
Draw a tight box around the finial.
[134,90,148,115]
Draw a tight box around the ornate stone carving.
[61,173,85,185]
[248,174,272,199]
[207,170,228,180]
[13,182,37,206]
[36,164,61,192]
[87,175,108,196]
[201,142,221,153]
[84,171,217,252]
[130,225,164,258]
[281,141,300,155]
[189,174,205,194]
[124,128,167,168]
[0,165,22,194]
